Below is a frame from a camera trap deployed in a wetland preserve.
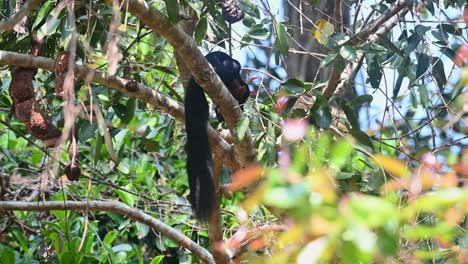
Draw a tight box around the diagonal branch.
[0,0,43,32]
[0,50,241,171]
[347,0,408,46]
[120,0,256,167]
[323,0,409,99]
[0,200,214,264]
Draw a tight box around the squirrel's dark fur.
[185,51,249,221]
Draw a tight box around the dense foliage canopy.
[0,0,467,263]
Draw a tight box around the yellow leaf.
[313,19,335,45]
[242,183,268,210]
[462,66,468,86]
[278,225,303,246]
[374,155,411,178]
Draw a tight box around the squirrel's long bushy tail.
[184,78,216,221]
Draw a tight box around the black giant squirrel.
[185,51,249,221]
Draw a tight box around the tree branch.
[347,0,408,46]
[0,50,241,171]
[0,200,215,264]
[0,0,43,32]
[120,0,256,167]
[323,1,409,99]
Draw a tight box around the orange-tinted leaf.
[444,207,465,226]
[228,165,264,192]
[453,163,468,176]
[274,96,289,114]
[454,44,468,66]
[438,172,458,188]
[309,215,334,237]
[381,179,408,192]
[227,226,248,250]
[249,239,266,250]
[464,7,468,25]
[374,155,411,178]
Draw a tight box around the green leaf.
[321,53,338,67]
[376,228,398,257]
[12,229,29,253]
[416,53,430,80]
[403,188,468,218]
[246,25,270,40]
[150,256,165,264]
[242,16,256,27]
[281,79,305,93]
[377,35,405,57]
[32,0,53,28]
[236,118,250,142]
[38,13,61,39]
[112,244,133,252]
[418,85,429,108]
[336,172,355,180]
[137,222,150,238]
[349,94,373,107]
[61,251,80,264]
[163,0,180,23]
[336,98,359,130]
[440,23,462,36]
[367,56,382,88]
[414,250,450,260]
[311,133,331,168]
[440,46,456,61]
[263,185,307,209]
[104,230,118,245]
[393,74,404,99]
[315,103,332,129]
[414,25,430,37]
[282,97,298,117]
[117,160,131,174]
[330,139,353,169]
[431,58,447,91]
[94,134,103,166]
[274,21,289,57]
[404,33,421,54]
[350,129,373,149]
[194,17,208,44]
[404,223,454,241]
[115,185,138,207]
[340,46,357,62]
[348,195,397,227]
[239,0,260,18]
[113,99,136,124]
[409,87,418,108]
[0,246,16,264]
[311,0,320,7]
[60,12,72,48]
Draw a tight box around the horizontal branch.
[0,50,241,171]
[0,200,214,263]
